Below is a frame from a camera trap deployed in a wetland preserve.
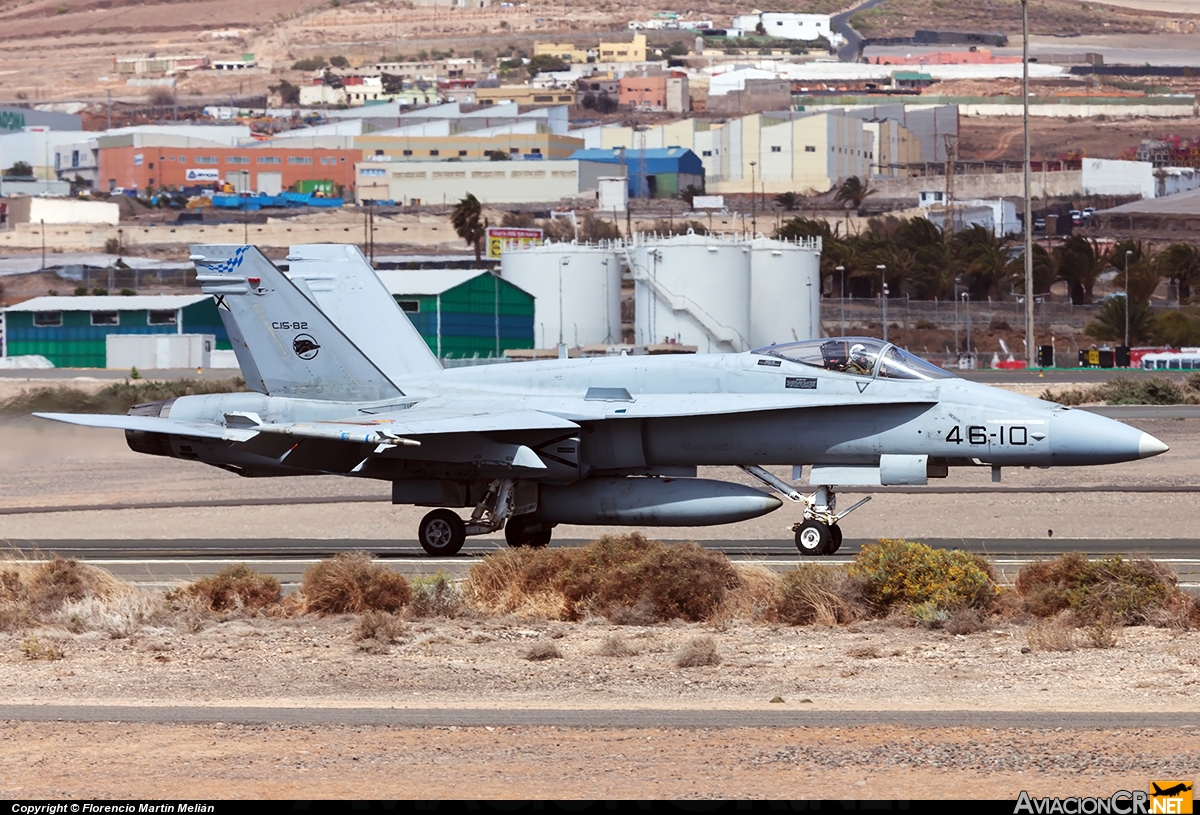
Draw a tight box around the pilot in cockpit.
[845,343,874,375]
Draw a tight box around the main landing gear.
[738,465,869,557]
[416,478,555,556]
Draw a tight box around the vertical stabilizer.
[192,245,404,402]
[285,244,442,380]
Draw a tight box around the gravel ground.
[1,616,1198,798]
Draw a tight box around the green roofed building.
[1,295,227,368]
[376,269,534,360]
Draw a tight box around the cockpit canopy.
[753,337,955,381]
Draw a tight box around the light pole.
[877,264,887,343]
[836,264,846,336]
[953,276,961,354]
[962,291,971,357]
[1022,0,1035,368]
[558,256,570,356]
[1124,248,1133,353]
[749,161,757,236]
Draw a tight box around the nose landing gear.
[738,465,865,557]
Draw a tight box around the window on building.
[429,150,440,156]
[196,156,218,164]
[148,162,154,169]
[133,154,144,166]
[361,168,386,177]
[375,149,384,156]
[257,156,281,164]
[72,150,80,167]
[402,150,413,156]
[702,150,712,157]
[148,310,177,326]
[458,150,468,156]
[91,311,119,326]
[531,148,542,154]
[805,146,816,153]
[509,147,520,154]
[33,312,62,327]
[226,156,250,164]
[397,300,420,313]
[771,146,782,153]
[288,156,312,165]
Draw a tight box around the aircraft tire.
[828,525,843,555]
[505,515,553,549]
[795,520,831,556]
[529,529,552,549]
[418,509,466,557]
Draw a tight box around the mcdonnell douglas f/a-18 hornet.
[36,244,1169,556]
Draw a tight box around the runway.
[2,705,1197,729]
[11,538,1200,590]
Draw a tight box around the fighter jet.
[35,244,1169,557]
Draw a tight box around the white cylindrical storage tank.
[500,242,622,349]
[632,232,752,353]
[748,236,822,348]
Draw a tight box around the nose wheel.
[794,520,843,556]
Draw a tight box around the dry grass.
[19,637,64,661]
[406,573,464,619]
[675,635,720,668]
[172,564,282,613]
[353,611,408,653]
[595,633,637,657]
[524,641,563,661]
[773,564,866,626]
[301,552,412,615]
[466,534,739,623]
[1025,615,1078,652]
[714,564,783,624]
[1,557,133,632]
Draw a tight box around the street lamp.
[749,161,757,236]
[1022,0,1035,368]
[1124,248,1133,354]
[558,256,570,357]
[962,291,972,357]
[835,265,846,336]
[877,264,887,343]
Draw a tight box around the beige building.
[355,158,624,205]
[475,86,576,107]
[533,33,647,64]
[356,132,585,162]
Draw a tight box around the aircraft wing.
[34,408,580,446]
[34,412,259,442]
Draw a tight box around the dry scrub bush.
[596,633,637,657]
[20,637,64,660]
[714,564,783,624]
[466,534,739,623]
[675,635,721,668]
[1,558,132,632]
[524,641,562,661]
[1014,553,1190,626]
[1026,615,1077,652]
[353,611,407,653]
[849,539,998,614]
[55,592,160,639]
[172,564,282,613]
[773,564,866,625]
[406,573,463,618]
[302,552,411,615]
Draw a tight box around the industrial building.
[375,269,534,360]
[356,130,585,162]
[1,295,228,368]
[568,147,703,199]
[354,157,624,205]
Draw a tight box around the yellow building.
[532,41,590,64]
[533,33,647,64]
[474,86,576,107]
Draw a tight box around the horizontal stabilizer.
[33,412,256,442]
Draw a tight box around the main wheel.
[795,520,831,557]
[418,509,466,556]
[827,525,843,555]
[504,514,553,549]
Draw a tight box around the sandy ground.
[2,615,1198,799]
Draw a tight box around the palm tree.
[450,193,487,266]
[953,225,1013,300]
[1085,297,1153,345]
[774,191,800,211]
[833,176,874,214]
[1056,235,1108,305]
[1157,243,1200,305]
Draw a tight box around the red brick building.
[96,143,359,194]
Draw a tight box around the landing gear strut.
[738,465,868,557]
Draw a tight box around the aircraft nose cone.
[1050,409,1165,465]
[1138,432,1169,459]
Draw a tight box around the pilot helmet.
[850,343,868,360]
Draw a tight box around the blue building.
[568,147,704,198]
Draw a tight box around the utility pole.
[1022,0,1036,368]
[877,263,888,343]
[836,264,846,337]
[749,161,757,236]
